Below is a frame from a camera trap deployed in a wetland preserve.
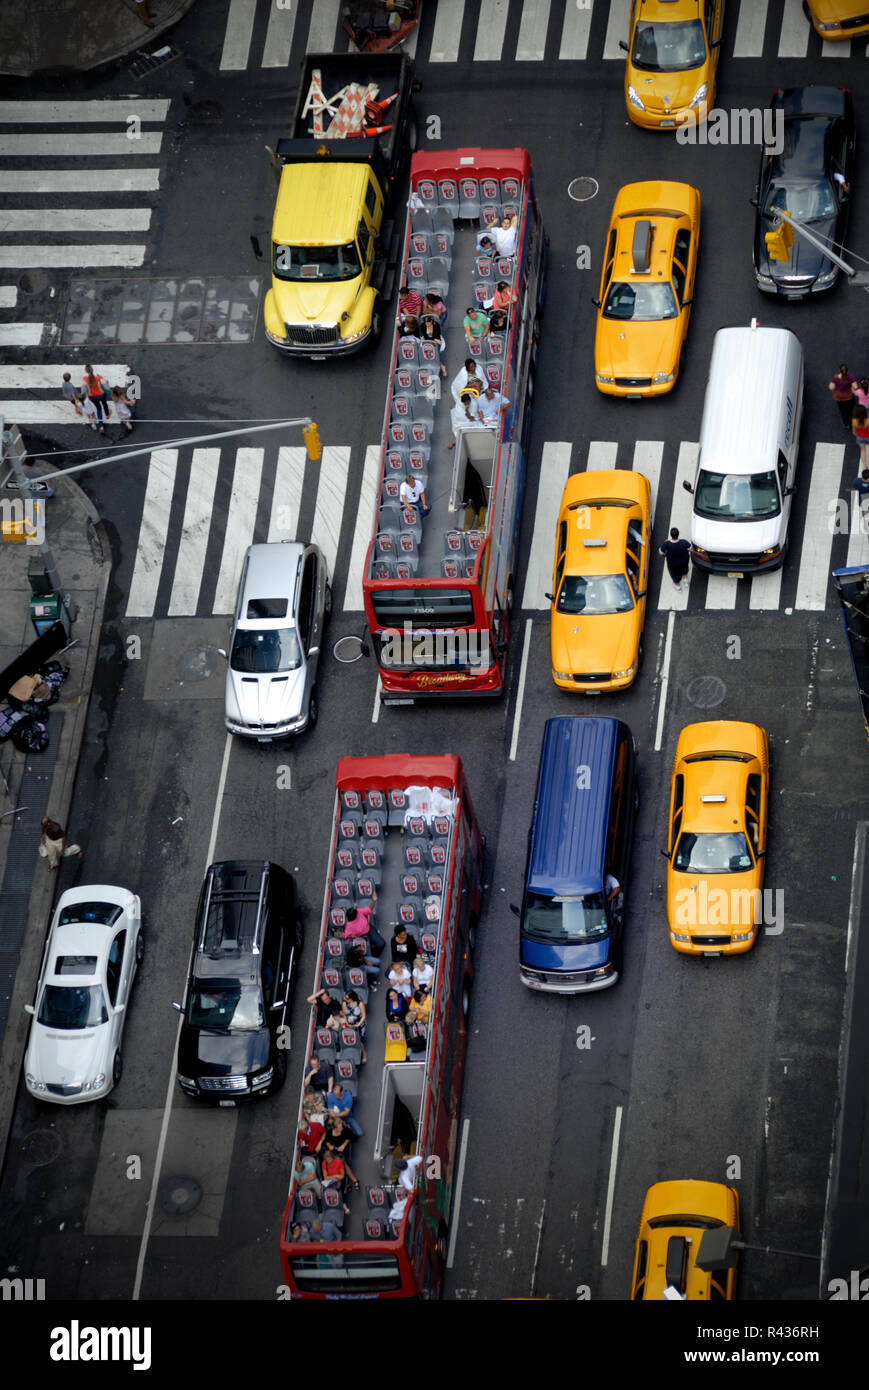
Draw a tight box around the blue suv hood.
[520,934,611,972]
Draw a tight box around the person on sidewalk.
[38,818,82,871]
[61,373,81,416]
[658,527,691,591]
[82,364,111,426]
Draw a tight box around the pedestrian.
[477,384,510,427]
[38,817,82,871]
[399,473,429,518]
[658,527,691,591]
[112,386,134,432]
[451,358,484,406]
[854,377,869,410]
[82,364,111,425]
[61,372,81,416]
[851,404,869,467]
[829,364,857,430]
[77,390,102,433]
[463,306,490,346]
[851,468,869,520]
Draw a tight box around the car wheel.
[324,583,332,618]
[308,689,318,728]
[135,932,144,966]
[112,1051,123,1087]
[461,980,471,1020]
[437,1225,449,1268]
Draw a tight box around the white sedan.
[24,885,142,1104]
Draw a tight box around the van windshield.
[523,893,609,942]
[273,242,362,282]
[694,470,780,520]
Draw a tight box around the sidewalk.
[0,469,110,1169]
[0,0,197,78]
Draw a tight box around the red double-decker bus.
[362,147,547,701]
[279,754,485,1298]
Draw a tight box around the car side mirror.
[785,486,796,497]
[619,40,628,51]
[660,848,671,860]
[115,1003,125,1015]
[682,298,692,308]
[590,297,600,308]
[710,37,722,49]
[172,1001,183,1012]
[544,592,555,602]
[24,1003,35,1016]
[308,645,319,657]
[756,848,766,857]
[682,480,694,495]
[509,903,520,917]
[636,589,647,599]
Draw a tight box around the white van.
[684,322,803,575]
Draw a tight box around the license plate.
[219,1099,236,1108]
[659,120,675,128]
[386,698,415,705]
[703,952,722,958]
[727,571,744,579]
[626,392,642,400]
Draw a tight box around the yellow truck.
[263,52,418,359]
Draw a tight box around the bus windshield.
[372,588,477,627]
[289,1249,402,1294]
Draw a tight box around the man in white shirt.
[399,474,429,517]
[491,214,518,257]
[449,391,485,448]
[478,385,510,427]
[396,1155,424,1193]
[451,357,485,405]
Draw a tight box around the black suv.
[175,861,302,1103]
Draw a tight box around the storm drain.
[60,276,262,346]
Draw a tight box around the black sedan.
[753,86,855,298]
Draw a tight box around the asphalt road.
[1,0,866,1317]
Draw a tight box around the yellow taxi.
[593,181,700,398]
[622,0,725,130]
[805,1,869,39]
[549,469,650,693]
[664,721,769,956]
[631,1180,740,1300]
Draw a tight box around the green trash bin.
[30,591,70,641]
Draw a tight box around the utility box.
[28,554,54,596]
[29,593,70,641]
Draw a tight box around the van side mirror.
[682,480,694,495]
[217,648,228,660]
[24,1003,35,1016]
[509,903,520,917]
[785,485,796,497]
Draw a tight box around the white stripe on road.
[167,449,220,617]
[0,364,129,388]
[0,245,146,268]
[262,0,297,66]
[126,450,178,619]
[559,0,593,59]
[749,564,784,612]
[631,440,663,524]
[311,444,350,582]
[430,0,464,62]
[0,207,152,232]
[600,1106,623,1269]
[795,443,844,610]
[306,0,342,53]
[822,39,851,57]
[657,442,697,612]
[603,0,630,59]
[0,400,117,424]
[654,611,676,753]
[0,132,164,156]
[778,0,810,57]
[0,169,161,193]
[733,0,769,56]
[521,440,570,609]
[0,99,170,122]
[705,574,738,610]
[213,448,265,614]
[344,444,380,611]
[268,445,306,542]
[586,439,618,471]
[509,619,533,762]
[220,0,257,70]
[474,0,511,61]
[0,286,17,307]
[0,322,43,346]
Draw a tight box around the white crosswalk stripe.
[122,437,858,623]
[215,0,864,70]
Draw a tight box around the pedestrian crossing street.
[0,98,168,352]
[218,0,869,70]
[123,436,868,622]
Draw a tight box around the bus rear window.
[290,1250,402,1294]
[372,588,476,627]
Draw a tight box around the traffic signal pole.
[757,203,858,279]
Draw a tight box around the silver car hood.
[227,666,306,727]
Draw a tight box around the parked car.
[663,721,769,955]
[753,85,855,298]
[621,0,725,130]
[222,541,330,739]
[631,1180,740,1299]
[24,885,142,1104]
[549,469,651,691]
[594,180,700,396]
[175,861,303,1103]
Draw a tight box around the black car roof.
[774,85,848,120]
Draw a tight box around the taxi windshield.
[558,573,634,615]
[273,241,362,282]
[673,832,753,874]
[603,280,678,321]
[631,19,706,72]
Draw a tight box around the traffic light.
[303,422,322,461]
[765,216,794,264]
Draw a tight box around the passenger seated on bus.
[325,1115,353,1155]
[298,1113,326,1156]
[388,960,413,998]
[398,284,423,325]
[413,958,434,992]
[406,988,431,1027]
[346,940,382,985]
[488,307,508,333]
[449,391,485,449]
[343,990,368,1064]
[451,357,484,405]
[391,925,419,966]
[463,306,490,346]
[398,313,420,340]
[483,280,516,313]
[307,987,337,1028]
[419,315,448,376]
[476,232,495,258]
[308,1216,343,1243]
[386,987,409,1022]
[344,895,385,954]
[293,1156,323,1201]
[321,1148,361,1203]
[305,1054,332,1093]
[421,291,446,323]
[478,384,510,428]
[303,1085,328,1124]
[325,1000,347,1033]
[491,213,519,257]
[326,1080,364,1138]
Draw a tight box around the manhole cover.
[186,101,223,125]
[18,271,50,295]
[21,1129,63,1168]
[178,647,218,682]
[568,176,599,203]
[158,1175,202,1215]
[684,675,727,709]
